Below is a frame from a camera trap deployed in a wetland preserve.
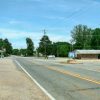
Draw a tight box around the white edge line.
[15,60,55,100]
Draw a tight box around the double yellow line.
[46,66,100,85]
[31,60,100,85]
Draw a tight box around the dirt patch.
[60,59,82,64]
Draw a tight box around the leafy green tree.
[38,34,52,56]
[91,28,100,49]
[12,49,20,55]
[26,38,34,56]
[0,39,4,50]
[52,42,71,57]
[4,39,13,56]
[71,24,92,49]
[20,49,27,56]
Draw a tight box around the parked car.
[48,55,55,59]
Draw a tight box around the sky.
[0,0,100,48]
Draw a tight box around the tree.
[26,38,34,56]
[0,39,4,50]
[4,38,13,56]
[12,49,20,55]
[71,24,92,50]
[52,42,71,57]
[91,28,100,49]
[38,34,52,56]
[20,49,27,56]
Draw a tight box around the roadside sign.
[68,52,75,58]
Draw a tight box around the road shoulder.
[0,58,49,100]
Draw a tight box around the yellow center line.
[59,63,100,72]
[46,66,100,85]
[31,60,100,85]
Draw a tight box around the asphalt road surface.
[14,57,100,100]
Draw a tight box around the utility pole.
[43,29,46,35]
[43,29,47,59]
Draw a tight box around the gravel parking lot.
[0,58,49,100]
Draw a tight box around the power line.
[64,2,98,24]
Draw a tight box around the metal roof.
[75,50,100,54]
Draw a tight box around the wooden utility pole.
[43,29,47,58]
[43,29,46,35]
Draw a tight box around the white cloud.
[0,28,71,48]
[9,20,21,24]
[44,16,66,20]
[0,28,42,39]
[48,34,71,43]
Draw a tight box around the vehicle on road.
[48,55,55,59]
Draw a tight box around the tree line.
[71,24,100,50]
[13,38,34,56]
[37,35,71,57]
[0,24,100,57]
[12,37,71,57]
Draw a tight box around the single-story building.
[75,50,100,59]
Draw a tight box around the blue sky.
[0,0,100,48]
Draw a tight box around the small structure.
[75,50,100,59]
[68,51,75,58]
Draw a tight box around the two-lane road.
[14,57,100,100]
